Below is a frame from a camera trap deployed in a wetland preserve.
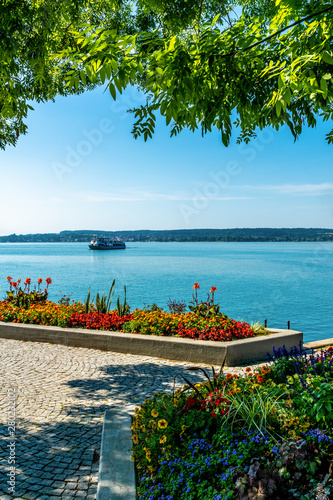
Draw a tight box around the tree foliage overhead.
[1,0,333,149]
[0,0,132,149]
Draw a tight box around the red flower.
[210,286,217,293]
[6,276,12,281]
[46,277,52,285]
[193,283,200,290]
[25,278,31,285]
[37,278,43,284]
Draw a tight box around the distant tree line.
[0,228,333,243]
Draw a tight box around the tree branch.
[220,4,333,58]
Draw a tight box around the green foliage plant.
[142,303,164,312]
[5,276,52,309]
[188,283,221,318]
[116,285,131,317]
[84,287,91,314]
[250,320,270,335]
[84,280,116,314]
[95,279,115,314]
[226,383,294,440]
[57,291,73,306]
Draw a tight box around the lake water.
[0,241,332,343]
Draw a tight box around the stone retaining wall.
[0,322,303,366]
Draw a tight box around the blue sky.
[0,86,332,236]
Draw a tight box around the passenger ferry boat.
[89,235,126,250]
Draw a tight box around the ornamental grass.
[133,345,333,499]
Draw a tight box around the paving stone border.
[0,322,303,366]
[96,409,136,500]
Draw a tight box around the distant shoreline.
[0,228,333,243]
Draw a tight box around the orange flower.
[193,283,200,290]
[210,287,217,293]
[256,374,264,384]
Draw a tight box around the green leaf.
[109,82,117,100]
[278,74,284,89]
[276,101,282,117]
[80,70,86,85]
[212,14,220,26]
[114,77,123,94]
[320,78,328,98]
[309,462,317,474]
[323,52,333,65]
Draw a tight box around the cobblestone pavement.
[0,338,255,500]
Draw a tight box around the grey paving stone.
[25,484,44,492]
[52,468,66,474]
[52,481,66,488]
[40,472,55,480]
[49,489,65,496]
[36,479,54,487]
[63,482,77,490]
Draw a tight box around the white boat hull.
[89,235,126,250]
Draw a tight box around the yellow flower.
[140,424,146,432]
[180,424,188,438]
[146,450,151,462]
[158,419,168,429]
[132,435,139,444]
[151,409,159,418]
[159,435,167,444]
[149,419,157,429]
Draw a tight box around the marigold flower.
[158,419,168,429]
[193,283,200,290]
[151,409,159,418]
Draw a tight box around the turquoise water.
[0,241,332,342]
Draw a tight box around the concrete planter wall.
[0,321,302,366]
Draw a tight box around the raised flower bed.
[0,278,302,365]
[132,345,333,499]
